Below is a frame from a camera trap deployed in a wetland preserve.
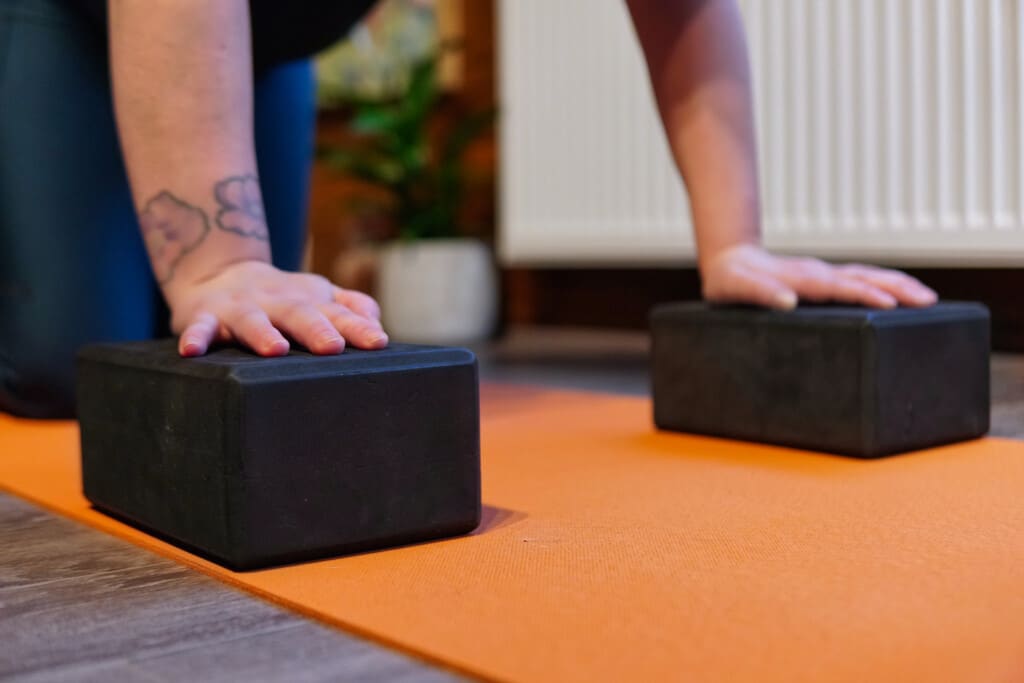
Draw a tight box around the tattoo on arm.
[138,174,266,285]
[213,174,268,240]
[139,191,210,285]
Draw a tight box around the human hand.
[165,260,387,357]
[700,244,938,310]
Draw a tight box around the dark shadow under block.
[650,302,990,458]
[77,341,481,570]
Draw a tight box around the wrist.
[136,173,272,301]
[162,254,271,303]
[696,234,762,277]
[689,193,762,273]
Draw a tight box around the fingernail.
[267,339,289,355]
[774,291,798,310]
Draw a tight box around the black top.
[71,0,378,71]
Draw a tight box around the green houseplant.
[320,52,498,343]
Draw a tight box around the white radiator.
[499,0,1024,266]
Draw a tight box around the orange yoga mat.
[3,386,1024,682]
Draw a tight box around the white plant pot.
[377,238,498,345]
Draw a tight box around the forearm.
[109,0,269,300]
[626,0,761,270]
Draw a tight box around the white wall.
[499,0,1024,267]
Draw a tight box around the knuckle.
[355,291,379,306]
[794,256,819,269]
[301,273,332,293]
[328,306,357,324]
[236,308,267,326]
[293,307,329,327]
[277,301,301,317]
[301,272,328,286]
[193,311,217,326]
[794,272,829,292]
[845,282,871,297]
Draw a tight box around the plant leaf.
[320,148,406,186]
[400,57,440,126]
[350,107,403,135]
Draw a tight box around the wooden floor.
[0,494,461,682]
[2,328,1023,681]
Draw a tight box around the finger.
[783,262,898,308]
[777,258,840,302]
[179,312,220,357]
[225,305,290,356]
[704,266,798,310]
[828,274,898,309]
[838,265,938,307]
[269,302,345,354]
[333,286,382,321]
[846,271,933,307]
[320,303,389,349]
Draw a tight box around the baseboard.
[502,267,1024,352]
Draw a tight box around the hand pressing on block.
[166,260,388,359]
[700,245,939,312]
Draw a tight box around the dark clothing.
[71,0,378,71]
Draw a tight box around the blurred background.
[307,0,1024,352]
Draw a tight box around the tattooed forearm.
[138,191,210,284]
[138,175,266,285]
[214,174,268,240]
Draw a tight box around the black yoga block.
[650,302,990,458]
[77,340,481,570]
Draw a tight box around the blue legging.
[0,0,315,418]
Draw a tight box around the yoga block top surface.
[76,340,481,570]
[650,301,990,457]
[78,339,476,379]
[652,300,987,328]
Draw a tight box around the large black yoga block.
[77,340,481,570]
[650,302,990,458]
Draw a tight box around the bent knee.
[0,346,76,419]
